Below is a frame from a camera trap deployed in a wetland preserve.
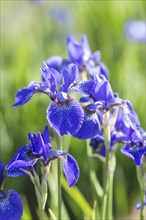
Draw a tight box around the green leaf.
[61,176,92,217]
[21,194,32,220]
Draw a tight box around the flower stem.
[101,111,114,220]
[86,140,103,199]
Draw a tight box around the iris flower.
[6,126,80,187]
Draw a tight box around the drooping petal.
[62,154,80,187]
[12,81,48,107]
[73,108,100,139]
[121,144,146,166]
[6,145,38,177]
[0,190,23,220]
[59,64,80,93]
[0,161,4,181]
[47,99,84,136]
[48,150,65,157]
[6,160,36,177]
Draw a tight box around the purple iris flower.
[90,131,118,157]
[0,161,23,220]
[66,35,108,79]
[125,20,146,43]
[12,63,84,136]
[6,126,80,187]
[78,75,124,112]
[115,100,141,136]
[121,128,146,166]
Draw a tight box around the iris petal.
[73,108,100,139]
[47,99,84,136]
[121,144,146,166]
[12,81,48,107]
[0,190,23,220]
[62,154,80,187]
[59,64,80,92]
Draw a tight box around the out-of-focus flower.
[48,6,73,25]
[125,20,146,42]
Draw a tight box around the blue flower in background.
[0,162,23,220]
[125,20,146,43]
[66,35,109,79]
[6,126,80,187]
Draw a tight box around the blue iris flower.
[0,161,23,220]
[78,75,124,111]
[66,35,109,79]
[6,126,80,187]
[12,63,84,136]
[121,128,146,166]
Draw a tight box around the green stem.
[101,149,110,220]
[86,140,103,199]
[54,132,62,220]
[140,189,145,220]
[107,155,116,220]
[101,111,114,220]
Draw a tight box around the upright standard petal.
[41,64,61,97]
[66,35,91,68]
[47,99,84,136]
[59,64,80,93]
[0,190,23,220]
[62,154,80,187]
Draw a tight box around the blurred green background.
[1,0,145,219]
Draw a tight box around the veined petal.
[47,99,84,136]
[6,145,38,177]
[62,154,80,187]
[73,108,100,139]
[6,160,37,177]
[12,81,47,107]
[0,190,23,220]
[121,144,146,166]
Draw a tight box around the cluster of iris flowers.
[0,35,145,219]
